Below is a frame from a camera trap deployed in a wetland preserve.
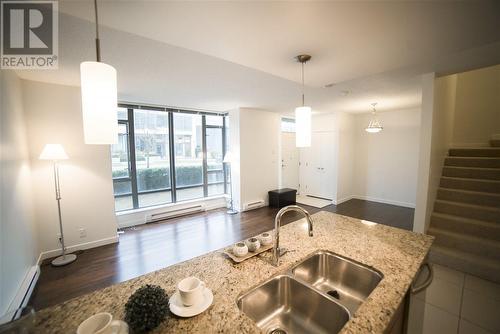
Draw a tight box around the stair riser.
[445,157,500,168]
[430,230,500,258]
[431,215,500,241]
[429,248,500,284]
[434,202,500,223]
[443,167,500,180]
[449,148,500,157]
[440,178,500,194]
[437,189,500,208]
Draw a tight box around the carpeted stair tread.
[437,187,500,208]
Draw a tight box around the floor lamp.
[223,152,238,215]
[39,144,77,266]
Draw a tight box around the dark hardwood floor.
[28,199,413,310]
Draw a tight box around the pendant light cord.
[94,0,101,62]
[301,62,305,106]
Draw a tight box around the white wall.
[336,112,355,204]
[414,72,459,233]
[353,108,421,208]
[22,80,118,258]
[0,71,38,315]
[452,64,500,147]
[229,108,280,211]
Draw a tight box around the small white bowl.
[233,242,248,257]
[245,237,261,252]
[258,232,273,246]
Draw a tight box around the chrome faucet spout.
[272,205,314,266]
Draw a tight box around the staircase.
[428,142,500,283]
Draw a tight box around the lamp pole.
[51,159,77,266]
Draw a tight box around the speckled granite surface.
[35,211,433,333]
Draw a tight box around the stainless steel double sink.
[237,250,383,334]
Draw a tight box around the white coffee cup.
[177,277,206,307]
[77,313,128,334]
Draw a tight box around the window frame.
[112,104,228,212]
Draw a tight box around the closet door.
[299,131,335,200]
[318,132,335,200]
[308,132,323,197]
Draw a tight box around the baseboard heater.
[243,200,265,211]
[145,204,205,223]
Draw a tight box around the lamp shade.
[223,152,232,163]
[80,61,118,144]
[39,144,69,160]
[295,106,311,147]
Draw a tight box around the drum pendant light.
[295,55,312,147]
[80,0,118,144]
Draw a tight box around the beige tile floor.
[407,263,500,334]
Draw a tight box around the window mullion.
[127,108,139,209]
[168,111,177,203]
[202,115,208,197]
[222,116,227,194]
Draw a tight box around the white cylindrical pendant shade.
[80,61,118,144]
[295,106,311,147]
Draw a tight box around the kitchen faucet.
[272,205,314,266]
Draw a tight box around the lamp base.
[226,209,238,215]
[51,253,77,267]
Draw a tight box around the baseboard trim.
[332,196,354,205]
[37,235,119,263]
[351,195,416,208]
[7,265,40,316]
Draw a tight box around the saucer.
[169,288,213,317]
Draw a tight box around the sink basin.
[237,275,350,334]
[291,251,383,313]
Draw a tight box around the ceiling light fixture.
[295,54,312,147]
[365,103,383,133]
[80,0,118,144]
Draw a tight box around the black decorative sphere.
[124,284,169,333]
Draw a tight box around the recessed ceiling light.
[341,90,350,96]
[324,83,335,88]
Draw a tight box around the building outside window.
[111,105,228,212]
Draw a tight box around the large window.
[134,109,171,207]
[111,105,228,211]
[173,113,203,201]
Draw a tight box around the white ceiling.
[16,1,500,114]
[58,0,500,86]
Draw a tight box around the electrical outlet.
[79,228,87,238]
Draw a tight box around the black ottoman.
[268,188,297,208]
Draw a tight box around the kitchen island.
[35,211,433,333]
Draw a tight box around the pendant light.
[80,0,118,144]
[365,103,383,133]
[295,54,312,147]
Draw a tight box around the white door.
[280,132,299,190]
[300,132,335,200]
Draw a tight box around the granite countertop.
[35,211,434,333]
